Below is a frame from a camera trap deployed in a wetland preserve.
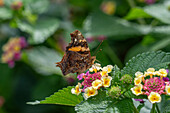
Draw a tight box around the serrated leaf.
[28,86,83,106]
[144,4,170,24]
[112,65,121,78]
[75,91,111,113]
[124,7,151,20]
[105,99,135,113]
[75,91,135,113]
[83,11,151,39]
[0,8,12,20]
[161,100,170,113]
[121,51,170,77]
[24,46,62,75]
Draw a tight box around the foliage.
[0,0,170,113]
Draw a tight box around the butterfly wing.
[56,30,96,75]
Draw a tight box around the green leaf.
[121,51,170,77]
[23,0,49,14]
[111,65,121,84]
[83,11,151,39]
[75,90,135,113]
[124,7,151,20]
[105,99,135,113]
[0,8,12,20]
[150,38,170,51]
[112,65,121,79]
[75,91,111,113]
[18,18,60,44]
[23,46,62,75]
[161,100,170,113]
[144,3,170,24]
[27,86,83,106]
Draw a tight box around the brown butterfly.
[56,30,96,75]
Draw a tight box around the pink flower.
[77,73,85,80]
[81,72,102,92]
[143,77,165,94]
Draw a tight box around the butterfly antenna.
[93,40,103,56]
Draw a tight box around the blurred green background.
[0,0,170,113]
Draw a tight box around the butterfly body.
[56,30,96,75]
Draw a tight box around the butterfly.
[56,30,96,75]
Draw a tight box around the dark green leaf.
[27,86,83,106]
[83,12,151,39]
[75,90,135,113]
[121,51,170,77]
[105,99,135,113]
[75,91,111,113]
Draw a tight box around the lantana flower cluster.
[71,63,113,100]
[1,37,27,68]
[131,68,170,103]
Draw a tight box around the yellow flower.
[101,76,112,87]
[106,65,113,73]
[134,77,142,85]
[148,92,161,103]
[100,69,108,77]
[165,85,170,95]
[83,87,98,100]
[89,63,102,73]
[155,71,161,76]
[159,69,167,77]
[131,84,143,96]
[92,79,102,90]
[144,68,155,77]
[71,83,82,95]
[100,65,113,76]
[135,72,144,78]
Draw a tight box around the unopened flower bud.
[109,86,121,99]
[120,74,132,84]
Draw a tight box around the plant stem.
[133,104,139,113]
[156,104,160,113]
[126,0,146,25]
[150,104,156,113]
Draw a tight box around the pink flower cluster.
[1,37,27,68]
[143,77,165,96]
[77,71,102,91]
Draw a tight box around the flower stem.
[150,103,156,113]
[156,103,160,113]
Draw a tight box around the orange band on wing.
[68,46,90,52]
[68,46,82,51]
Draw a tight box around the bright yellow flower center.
[75,86,80,94]
[150,94,160,102]
[134,87,142,94]
[101,71,107,76]
[108,68,111,73]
